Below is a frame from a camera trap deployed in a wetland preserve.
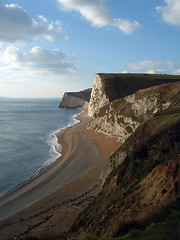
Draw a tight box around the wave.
[36,110,83,173]
[1,110,83,190]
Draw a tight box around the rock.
[88,74,109,117]
[88,82,180,143]
[59,88,92,108]
[88,73,180,117]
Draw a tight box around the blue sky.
[0,0,180,98]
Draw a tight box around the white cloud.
[38,15,48,23]
[156,0,180,25]
[0,46,78,75]
[129,59,180,74]
[57,0,142,34]
[0,3,67,43]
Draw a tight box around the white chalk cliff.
[59,88,92,108]
[88,73,180,142]
[88,74,109,117]
[88,84,174,142]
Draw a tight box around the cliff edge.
[59,88,92,108]
[88,73,180,117]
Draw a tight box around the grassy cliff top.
[66,88,92,102]
[97,73,180,102]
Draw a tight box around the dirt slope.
[68,81,180,240]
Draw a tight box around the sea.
[0,98,82,198]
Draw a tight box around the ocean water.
[0,98,82,197]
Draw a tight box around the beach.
[0,111,121,240]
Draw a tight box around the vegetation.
[69,81,180,239]
[82,205,180,240]
[69,88,92,102]
[99,73,180,102]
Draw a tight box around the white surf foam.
[38,110,83,171]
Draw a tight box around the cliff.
[59,88,91,108]
[68,79,180,240]
[88,82,177,143]
[88,73,180,117]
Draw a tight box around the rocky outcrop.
[59,88,91,108]
[88,82,179,143]
[88,74,109,117]
[92,81,180,184]
[88,73,180,117]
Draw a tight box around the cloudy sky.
[0,0,180,98]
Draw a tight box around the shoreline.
[0,109,83,202]
[0,109,121,240]
[0,109,88,217]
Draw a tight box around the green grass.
[113,220,180,240]
[83,210,180,240]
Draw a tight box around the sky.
[0,0,180,98]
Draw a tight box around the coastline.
[0,109,121,240]
[0,110,89,218]
[0,109,83,202]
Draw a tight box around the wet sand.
[0,111,121,240]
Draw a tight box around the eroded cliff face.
[88,73,180,117]
[59,93,86,108]
[94,82,180,184]
[88,76,180,184]
[88,74,109,117]
[88,83,176,143]
[59,88,91,108]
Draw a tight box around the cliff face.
[59,88,91,108]
[88,73,180,117]
[88,74,109,116]
[59,93,86,108]
[88,82,177,143]
[68,78,180,240]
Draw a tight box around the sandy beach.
[0,111,121,240]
